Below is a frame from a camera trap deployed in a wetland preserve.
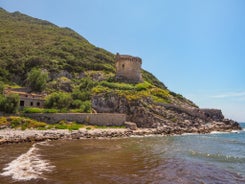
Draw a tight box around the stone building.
[4,89,45,108]
[115,53,143,83]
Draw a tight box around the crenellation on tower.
[115,53,143,83]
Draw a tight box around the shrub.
[0,94,6,111]
[9,117,22,128]
[80,101,91,113]
[122,90,150,101]
[22,118,47,130]
[135,81,152,91]
[100,81,134,90]
[2,94,20,113]
[79,78,95,91]
[0,116,9,126]
[54,121,83,130]
[26,68,48,92]
[142,70,167,89]
[43,108,59,113]
[170,91,184,99]
[23,107,60,113]
[0,81,4,94]
[150,88,171,103]
[45,92,72,109]
[69,109,83,113]
[70,100,92,112]
[23,107,43,113]
[0,116,47,130]
[71,99,83,109]
[92,85,110,94]
[72,89,91,101]
[151,88,169,98]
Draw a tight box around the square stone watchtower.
[115,53,143,83]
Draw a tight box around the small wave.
[181,133,200,136]
[190,151,245,163]
[0,142,55,181]
[130,134,163,138]
[210,130,245,134]
[210,131,229,134]
[231,130,240,133]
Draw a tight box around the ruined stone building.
[4,89,45,108]
[115,53,143,83]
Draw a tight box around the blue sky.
[1,0,244,121]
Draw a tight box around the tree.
[0,94,6,111]
[26,68,48,92]
[79,78,95,91]
[2,94,20,113]
[0,81,4,94]
[45,92,72,109]
[72,89,91,101]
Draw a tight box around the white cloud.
[210,91,245,98]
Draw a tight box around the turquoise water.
[0,123,245,184]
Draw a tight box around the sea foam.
[0,142,54,181]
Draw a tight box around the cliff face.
[92,93,241,133]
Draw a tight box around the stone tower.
[115,53,143,83]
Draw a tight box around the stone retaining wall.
[25,113,126,126]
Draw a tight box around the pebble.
[0,125,239,145]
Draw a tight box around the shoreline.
[0,127,242,145]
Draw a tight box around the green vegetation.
[0,8,165,91]
[0,8,197,116]
[100,81,135,90]
[142,70,167,89]
[0,116,47,130]
[92,81,171,103]
[0,116,124,130]
[0,93,20,113]
[135,81,153,91]
[52,120,83,130]
[44,92,91,112]
[23,107,59,113]
[0,81,4,94]
[26,68,48,92]
[45,92,73,110]
[94,125,126,129]
[0,8,114,86]
[0,116,84,130]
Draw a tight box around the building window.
[37,102,40,107]
[122,64,125,69]
[30,102,33,106]
[20,101,25,107]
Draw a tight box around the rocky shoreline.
[0,122,241,145]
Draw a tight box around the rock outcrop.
[92,93,241,133]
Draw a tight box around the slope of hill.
[0,8,240,132]
[0,8,114,83]
[0,8,163,88]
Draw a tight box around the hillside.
[0,8,240,132]
[0,8,164,88]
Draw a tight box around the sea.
[0,123,244,184]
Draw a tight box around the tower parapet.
[115,53,143,83]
